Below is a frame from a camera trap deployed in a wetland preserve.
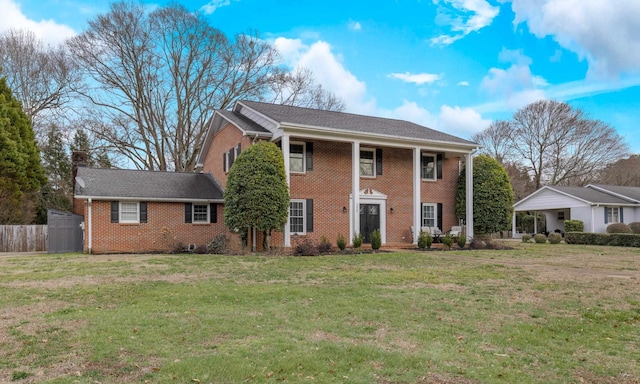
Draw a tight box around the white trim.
[192,203,210,224]
[289,141,306,174]
[282,135,291,247]
[359,191,387,244]
[351,141,360,244]
[74,196,222,203]
[413,148,421,244]
[421,203,437,227]
[119,201,140,223]
[465,152,474,239]
[359,147,376,178]
[289,199,306,235]
[421,153,437,181]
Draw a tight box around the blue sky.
[2,0,640,153]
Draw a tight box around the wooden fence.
[0,225,47,252]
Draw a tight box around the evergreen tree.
[456,155,514,235]
[0,77,46,223]
[71,128,111,168]
[224,141,289,249]
[38,124,73,216]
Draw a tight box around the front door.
[359,204,380,243]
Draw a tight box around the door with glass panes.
[359,204,380,243]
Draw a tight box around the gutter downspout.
[87,198,92,254]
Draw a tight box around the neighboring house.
[73,165,225,253]
[197,100,478,248]
[512,184,640,236]
[74,100,479,253]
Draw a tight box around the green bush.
[417,231,432,250]
[606,223,632,234]
[629,222,640,234]
[565,232,640,247]
[522,234,532,243]
[548,232,562,244]
[534,233,547,243]
[456,235,466,249]
[336,234,346,251]
[370,229,382,251]
[352,233,363,250]
[564,220,584,232]
[442,234,454,249]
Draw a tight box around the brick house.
[197,100,478,249]
[74,100,478,253]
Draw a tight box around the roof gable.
[586,184,640,203]
[514,185,638,209]
[74,167,223,201]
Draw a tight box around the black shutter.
[185,203,192,223]
[140,202,147,223]
[306,142,313,171]
[604,207,608,224]
[376,148,383,176]
[236,143,241,157]
[437,203,443,231]
[437,154,443,180]
[620,207,624,223]
[228,148,235,168]
[111,201,119,223]
[210,203,218,223]
[223,152,227,172]
[306,199,314,232]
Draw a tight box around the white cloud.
[510,0,640,77]
[348,21,362,31]
[458,81,470,86]
[388,72,441,85]
[0,0,76,45]
[480,48,548,110]
[200,0,233,14]
[438,105,491,137]
[273,37,375,115]
[431,0,500,45]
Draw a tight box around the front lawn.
[1,243,639,383]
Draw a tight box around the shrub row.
[565,232,640,247]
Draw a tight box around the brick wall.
[83,200,227,254]
[202,124,254,188]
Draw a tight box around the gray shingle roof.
[74,167,223,201]
[588,184,640,203]
[549,186,632,204]
[238,100,476,145]
[217,109,271,135]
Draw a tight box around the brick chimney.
[71,151,88,215]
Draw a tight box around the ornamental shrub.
[564,220,584,233]
[456,235,466,249]
[441,234,454,249]
[370,229,382,251]
[417,230,432,250]
[318,235,332,253]
[548,232,562,244]
[352,233,363,250]
[533,233,547,243]
[606,223,632,234]
[336,233,346,251]
[522,234,532,243]
[629,222,640,234]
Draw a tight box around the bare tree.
[267,67,345,111]
[472,120,513,163]
[67,1,343,171]
[0,29,79,140]
[509,100,628,189]
[598,155,640,186]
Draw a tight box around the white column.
[465,152,474,239]
[413,148,421,244]
[282,135,291,247]
[351,141,360,244]
[512,210,516,238]
[87,198,92,254]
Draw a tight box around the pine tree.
[0,77,46,223]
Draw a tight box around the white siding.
[516,189,590,211]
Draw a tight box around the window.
[290,143,305,173]
[557,211,565,221]
[360,149,375,177]
[290,200,305,233]
[193,204,209,223]
[223,143,242,173]
[422,154,436,180]
[421,203,436,227]
[606,207,621,224]
[120,202,139,223]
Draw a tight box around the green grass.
[1,244,639,383]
